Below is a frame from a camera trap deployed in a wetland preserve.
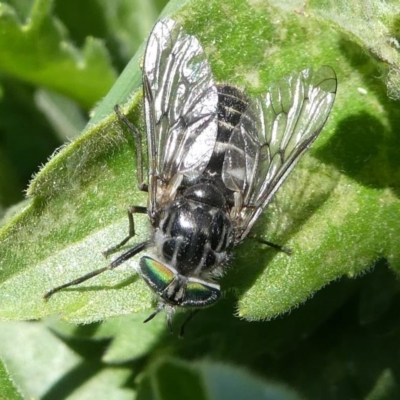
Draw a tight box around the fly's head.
[139,255,221,330]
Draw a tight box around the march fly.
[44,17,337,334]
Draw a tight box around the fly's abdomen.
[155,193,232,276]
[203,85,248,178]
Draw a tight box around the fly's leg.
[103,205,147,257]
[248,234,292,255]
[109,105,149,256]
[44,240,150,300]
[114,104,148,192]
[179,310,200,338]
[143,304,198,337]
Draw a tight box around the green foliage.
[0,0,116,108]
[0,356,23,400]
[0,0,399,398]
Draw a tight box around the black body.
[152,85,249,276]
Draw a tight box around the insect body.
[45,18,337,331]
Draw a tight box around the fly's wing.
[222,66,337,241]
[143,18,218,215]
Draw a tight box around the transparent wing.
[143,18,218,215]
[222,66,337,241]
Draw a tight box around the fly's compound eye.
[180,278,221,307]
[139,256,176,294]
[140,256,220,308]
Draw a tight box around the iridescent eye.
[180,278,220,307]
[139,256,176,294]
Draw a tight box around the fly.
[44,17,337,334]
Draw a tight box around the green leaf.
[0,356,23,400]
[34,88,87,141]
[137,358,302,400]
[46,311,166,363]
[0,0,117,108]
[0,78,62,206]
[0,320,135,399]
[0,0,399,327]
[0,103,152,323]
[1,270,399,399]
[308,0,400,99]
[268,266,400,399]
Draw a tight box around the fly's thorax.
[153,183,233,276]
